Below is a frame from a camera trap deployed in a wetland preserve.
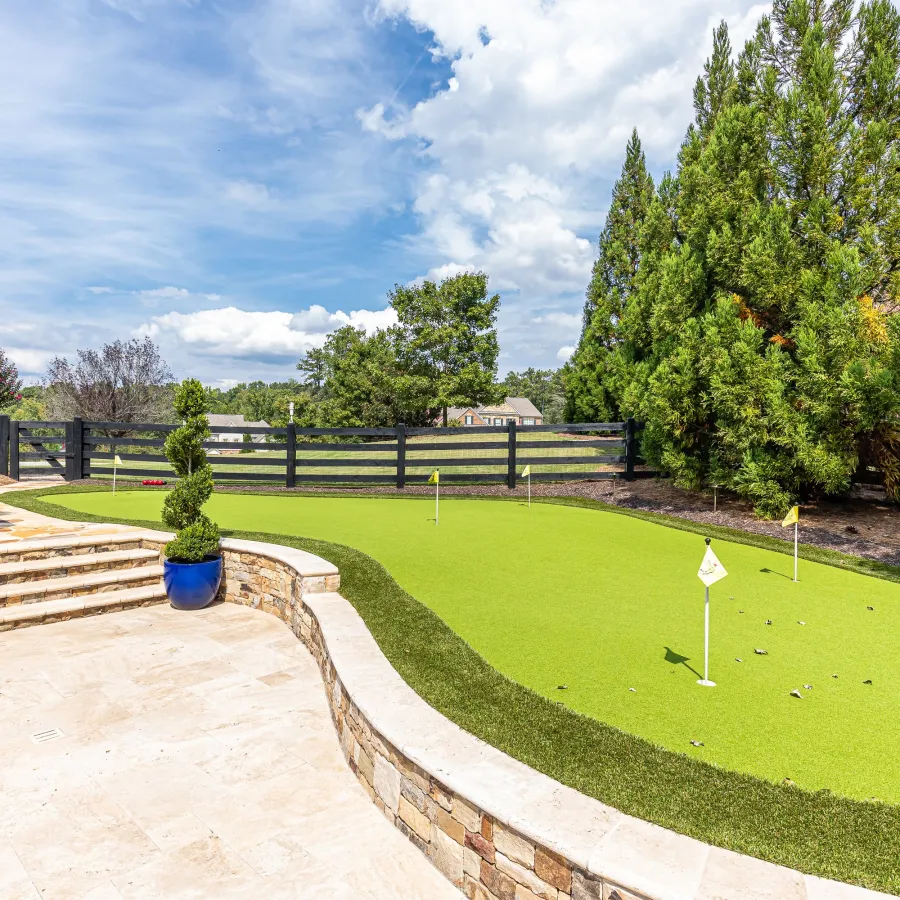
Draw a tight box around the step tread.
[0,548,159,577]
[0,584,168,624]
[0,531,153,557]
[0,565,164,600]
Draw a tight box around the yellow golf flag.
[782,506,799,528]
[428,470,439,485]
[521,465,531,478]
[114,455,123,466]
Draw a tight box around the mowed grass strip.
[10,484,900,893]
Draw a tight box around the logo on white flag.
[698,545,728,587]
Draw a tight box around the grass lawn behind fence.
[21,430,621,481]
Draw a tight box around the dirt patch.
[0,475,14,486]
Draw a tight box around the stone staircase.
[0,532,167,631]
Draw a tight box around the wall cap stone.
[301,593,891,900]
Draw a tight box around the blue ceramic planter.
[163,555,223,611]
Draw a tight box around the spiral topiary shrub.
[161,378,220,562]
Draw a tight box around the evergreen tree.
[578,3,900,515]
[565,129,654,421]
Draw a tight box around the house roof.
[506,397,542,418]
[207,414,270,429]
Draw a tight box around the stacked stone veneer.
[205,537,632,900]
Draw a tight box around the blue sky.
[2,0,768,386]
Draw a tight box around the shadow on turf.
[760,566,792,580]
[664,646,702,679]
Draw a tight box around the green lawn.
[49,489,900,804]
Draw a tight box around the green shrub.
[164,516,220,561]
[161,379,220,561]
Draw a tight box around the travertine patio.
[0,602,460,900]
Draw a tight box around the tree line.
[1,273,568,432]
[565,0,900,515]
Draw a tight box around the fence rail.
[0,415,654,488]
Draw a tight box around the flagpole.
[704,585,710,681]
[113,459,117,494]
[435,478,439,526]
[527,471,531,508]
[697,537,716,687]
[793,521,798,582]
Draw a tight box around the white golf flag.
[698,545,728,587]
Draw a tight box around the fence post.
[9,420,19,481]
[285,423,296,489]
[396,423,406,489]
[64,421,74,481]
[0,415,8,477]
[507,420,517,489]
[624,417,636,481]
[72,417,84,481]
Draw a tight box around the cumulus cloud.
[140,304,397,361]
[556,345,575,363]
[225,180,270,207]
[365,0,768,365]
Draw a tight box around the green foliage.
[161,379,219,561]
[390,272,502,425]
[0,348,23,412]
[566,129,655,423]
[501,367,565,423]
[567,2,900,516]
[296,272,502,428]
[164,516,220,562]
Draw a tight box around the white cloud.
[225,180,270,207]
[140,303,397,361]
[366,0,767,366]
[556,345,575,363]
[6,347,57,375]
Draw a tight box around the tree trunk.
[442,406,448,427]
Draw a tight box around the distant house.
[207,414,271,444]
[445,397,543,427]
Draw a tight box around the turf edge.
[5,483,900,893]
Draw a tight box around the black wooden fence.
[0,416,653,488]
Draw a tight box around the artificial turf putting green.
[51,489,900,803]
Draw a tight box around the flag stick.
[527,471,531,508]
[435,478,439,526]
[713,484,717,513]
[113,459,117,494]
[697,537,717,687]
[697,585,716,687]
[793,521,798,582]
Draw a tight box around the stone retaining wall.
[213,539,594,900]
[24,525,882,900]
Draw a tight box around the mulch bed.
[209,478,900,568]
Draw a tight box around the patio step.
[0,565,165,607]
[0,547,161,585]
[0,532,152,564]
[0,583,168,632]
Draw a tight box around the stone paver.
[0,603,461,899]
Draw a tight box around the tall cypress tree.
[579,2,900,515]
[565,130,654,422]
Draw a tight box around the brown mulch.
[0,475,15,486]
[213,478,900,568]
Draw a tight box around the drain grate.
[31,728,64,744]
